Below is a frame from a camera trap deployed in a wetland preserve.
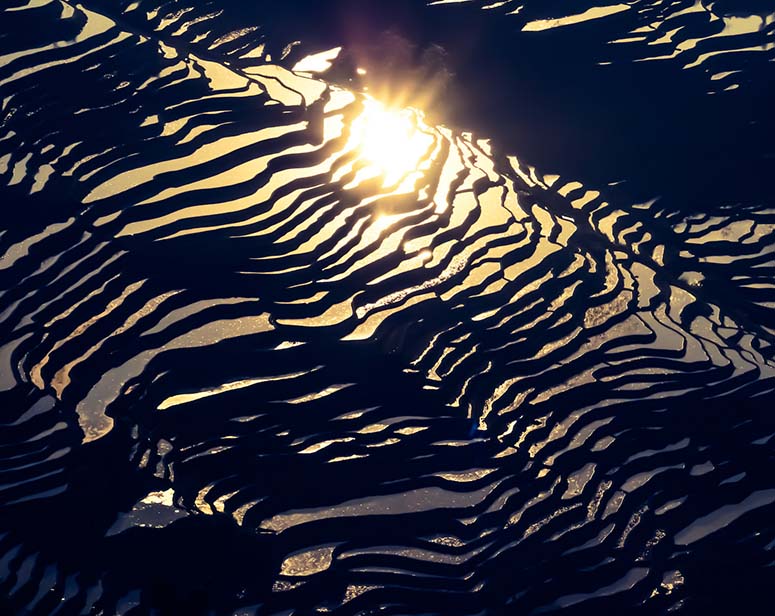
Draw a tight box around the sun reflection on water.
[349,99,435,188]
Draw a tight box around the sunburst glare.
[349,99,435,188]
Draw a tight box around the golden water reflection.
[347,99,435,188]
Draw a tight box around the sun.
[349,99,434,187]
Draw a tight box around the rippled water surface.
[1,0,775,613]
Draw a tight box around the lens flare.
[350,99,434,187]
